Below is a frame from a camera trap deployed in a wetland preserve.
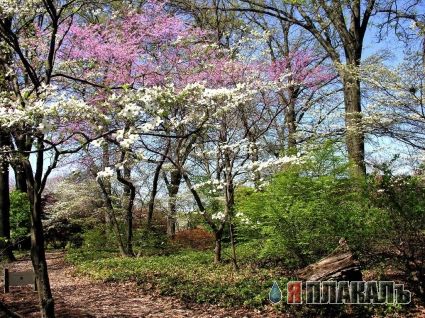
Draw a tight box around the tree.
[221,0,381,176]
[0,131,15,261]
[362,51,425,151]
[0,84,112,317]
[60,7,339,251]
[0,35,15,262]
[60,2,256,243]
[166,80,301,264]
[0,1,110,316]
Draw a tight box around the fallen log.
[297,239,362,281]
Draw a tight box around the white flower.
[211,211,226,222]
[119,133,138,149]
[97,167,114,179]
[37,118,53,134]
[119,103,140,119]
[91,138,104,148]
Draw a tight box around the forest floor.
[0,251,282,318]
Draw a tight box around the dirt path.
[0,252,280,318]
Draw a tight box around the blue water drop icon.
[269,281,282,304]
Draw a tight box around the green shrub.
[10,190,31,247]
[81,226,119,252]
[133,225,170,256]
[371,166,425,299]
[236,144,385,267]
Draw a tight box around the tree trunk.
[0,132,15,262]
[11,154,29,196]
[224,148,238,269]
[147,160,164,228]
[12,133,32,193]
[229,222,238,270]
[343,67,366,177]
[97,179,128,257]
[102,144,112,228]
[181,171,225,264]
[30,191,55,318]
[122,166,134,257]
[0,34,16,262]
[214,229,223,264]
[166,169,181,237]
[23,152,55,318]
[13,165,27,193]
[285,94,297,154]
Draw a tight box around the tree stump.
[297,240,362,281]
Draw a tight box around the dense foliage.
[236,148,384,267]
[9,190,30,247]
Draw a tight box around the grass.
[65,242,290,308]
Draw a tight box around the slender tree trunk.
[229,221,238,270]
[181,171,225,264]
[114,149,135,258]
[102,144,112,228]
[30,191,54,318]
[223,141,238,269]
[285,94,297,154]
[23,145,55,318]
[13,165,27,192]
[123,166,134,256]
[284,29,297,154]
[97,179,128,257]
[147,159,165,228]
[0,37,15,262]
[214,229,223,264]
[0,132,15,262]
[166,169,181,237]
[224,170,238,270]
[12,133,32,193]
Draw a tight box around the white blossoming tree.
[164,81,300,266]
[0,84,112,317]
[91,83,256,256]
